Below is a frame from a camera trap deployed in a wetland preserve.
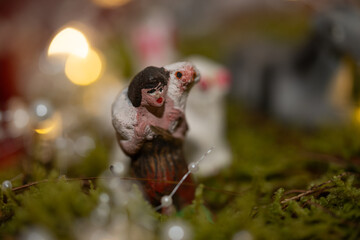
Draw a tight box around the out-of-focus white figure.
[83,74,123,136]
[186,56,232,176]
[131,8,177,69]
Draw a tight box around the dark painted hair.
[128,66,169,107]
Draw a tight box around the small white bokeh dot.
[168,225,185,240]
[2,180,12,191]
[35,104,48,118]
[110,161,125,176]
[19,227,54,240]
[74,135,95,157]
[232,230,253,240]
[162,221,192,240]
[161,195,173,207]
[99,193,110,204]
[188,162,199,173]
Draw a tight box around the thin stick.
[169,146,214,199]
[11,172,243,197]
[10,173,23,182]
[169,172,191,199]
[155,147,215,210]
[280,172,349,205]
[12,179,49,191]
[11,176,185,192]
[283,189,307,195]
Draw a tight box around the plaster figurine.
[186,56,232,176]
[129,10,233,176]
[112,62,200,208]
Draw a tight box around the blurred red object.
[0,52,18,109]
[0,52,25,168]
[0,137,24,169]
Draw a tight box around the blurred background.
[1,0,360,170]
[1,0,360,239]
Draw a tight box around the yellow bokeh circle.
[65,48,104,86]
[48,27,89,58]
[92,0,131,8]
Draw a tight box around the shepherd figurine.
[112,62,200,209]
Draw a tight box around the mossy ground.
[0,102,360,239]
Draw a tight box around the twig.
[283,189,307,195]
[11,175,243,196]
[280,172,349,205]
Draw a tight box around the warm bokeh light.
[354,107,360,123]
[48,27,89,58]
[92,0,131,8]
[34,113,61,139]
[13,108,30,130]
[35,124,55,135]
[65,48,104,86]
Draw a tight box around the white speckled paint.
[164,62,200,111]
[111,88,136,140]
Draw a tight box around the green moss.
[1,103,360,239]
[67,142,109,177]
[0,180,100,239]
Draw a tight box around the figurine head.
[164,62,200,93]
[128,66,169,108]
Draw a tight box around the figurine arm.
[172,117,188,139]
[167,108,188,139]
[116,133,144,156]
[112,112,145,156]
[115,121,154,156]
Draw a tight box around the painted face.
[141,83,168,107]
[164,62,200,93]
[174,65,199,90]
